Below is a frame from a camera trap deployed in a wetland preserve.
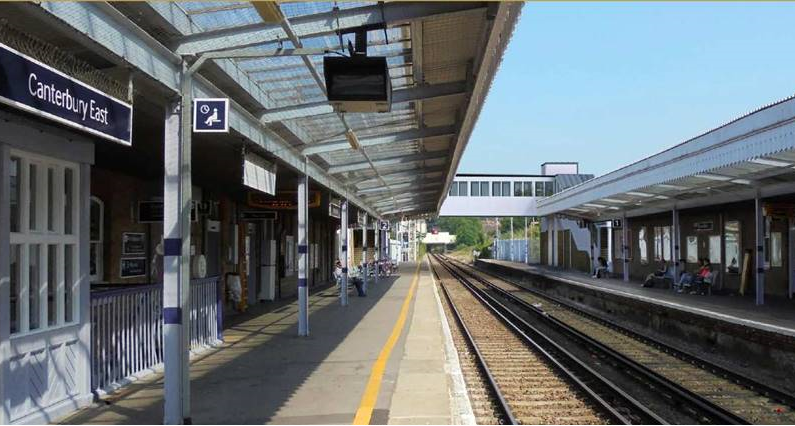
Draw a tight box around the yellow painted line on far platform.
[352,262,421,425]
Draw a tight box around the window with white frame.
[90,196,104,282]
[8,150,79,335]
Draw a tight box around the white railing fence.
[90,276,222,394]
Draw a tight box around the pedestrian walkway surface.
[58,261,462,425]
[480,259,795,337]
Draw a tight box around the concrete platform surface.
[58,261,462,425]
[479,259,795,337]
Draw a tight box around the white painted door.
[3,149,86,424]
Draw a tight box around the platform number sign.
[611,219,622,229]
[193,98,229,133]
[379,220,390,231]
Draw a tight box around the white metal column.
[340,200,349,306]
[755,194,765,305]
[789,217,795,299]
[374,224,379,285]
[362,214,368,294]
[509,217,514,262]
[672,208,680,285]
[163,67,192,424]
[297,174,309,336]
[524,217,528,264]
[622,213,629,282]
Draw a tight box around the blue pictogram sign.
[193,98,229,133]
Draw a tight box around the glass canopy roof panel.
[182,2,262,32]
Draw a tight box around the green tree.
[434,217,486,248]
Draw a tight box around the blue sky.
[457,3,795,177]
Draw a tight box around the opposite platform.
[58,261,465,425]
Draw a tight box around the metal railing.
[90,276,222,394]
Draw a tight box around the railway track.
[429,255,664,425]
[438,254,795,425]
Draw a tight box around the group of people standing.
[332,258,396,297]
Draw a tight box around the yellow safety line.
[352,262,421,425]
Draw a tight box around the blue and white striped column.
[362,214,368,295]
[163,66,192,424]
[298,174,309,335]
[340,200,349,306]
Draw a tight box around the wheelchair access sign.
[193,98,229,133]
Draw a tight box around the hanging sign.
[0,42,132,145]
[240,211,277,221]
[247,191,320,209]
[193,98,229,133]
[611,219,622,229]
[328,202,341,219]
[693,221,713,231]
[763,203,795,218]
[137,200,197,223]
[379,220,390,231]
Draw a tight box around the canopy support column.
[341,200,349,306]
[362,214,368,295]
[163,63,192,425]
[672,207,680,286]
[622,213,630,282]
[755,193,765,305]
[297,173,309,336]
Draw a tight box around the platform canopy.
[537,96,795,220]
[17,1,521,219]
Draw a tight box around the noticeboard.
[120,257,147,279]
[122,232,146,255]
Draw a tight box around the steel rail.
[444,256,766,425]
[431,255,647,425]
[460,257,795,415]
[432,263,517,425]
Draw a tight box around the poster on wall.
[122,232,146,255]
[285,235,295,275]
[120,257,147,279]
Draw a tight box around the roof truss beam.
[303,125,455,155]
[350,165,448,186]
[176,2,486,54]
[261,81,466,123]
[328,151,448,174]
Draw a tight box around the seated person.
[727,257,739,274]
[676,259,708,293]
[691,261,713,295]
[592,257,609,278]
[642,259,668,288]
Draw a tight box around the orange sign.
[763,203,795,218]
[247,191,321,209]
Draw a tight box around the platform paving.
[58,261,460,425]
[480,259,795,337]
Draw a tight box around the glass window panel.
[47,168,54,231]
[523,182,533,196]
[545,181,554,196]
[653,226,662,261]
[65,245,74,323]
[47,245,57,326]
[514,182,522,196]
[459,181,468,196]
[663,226,671,262]
[724,221,740,273]
[492,182,501,197]
[10,157,20,232]
[638,227,648,265]
[502,182,510,197]
[709,235,722,265]
[535,181,544,196]
[10,245,19,334]
[29,163,37,231]
[686,236,698,263]
[449,182,458,196]
[480,182,488,196]
[771,232,783,267]
[90,198,102,241]
[29,244,40,331]
[64,168,74,235]
[471,182,479,196]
